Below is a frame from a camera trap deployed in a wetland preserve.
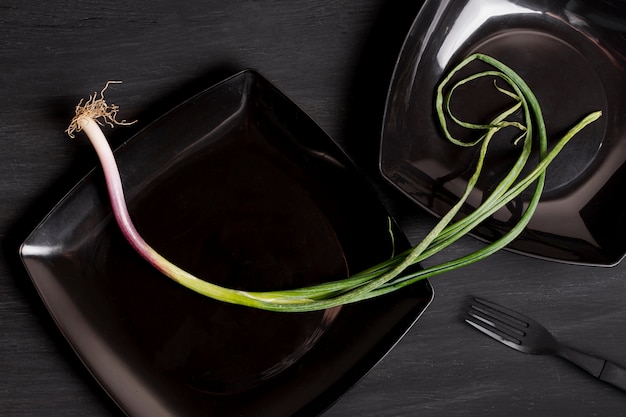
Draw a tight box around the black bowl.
[381,0,626,266]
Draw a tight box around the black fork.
[465,297,626,392]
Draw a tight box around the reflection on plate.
[381,0,626,266]
[20,71,433,417]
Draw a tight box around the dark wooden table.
[2,1,626,416]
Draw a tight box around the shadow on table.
[342,0,426,175]
[341,0,429,231]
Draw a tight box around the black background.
[2,1,626,416]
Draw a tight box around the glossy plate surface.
[381,0,626,266]
[21,71,433,417]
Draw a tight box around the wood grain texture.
[2,1,626,416]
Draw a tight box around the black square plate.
[21,70,433,417]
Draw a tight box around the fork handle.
[598,360,626,392]
[558,346,626,392]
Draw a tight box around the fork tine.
[465,316,522,349]
[465,298,530,350]
[471,297,531,328]
[465,311,523,348]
